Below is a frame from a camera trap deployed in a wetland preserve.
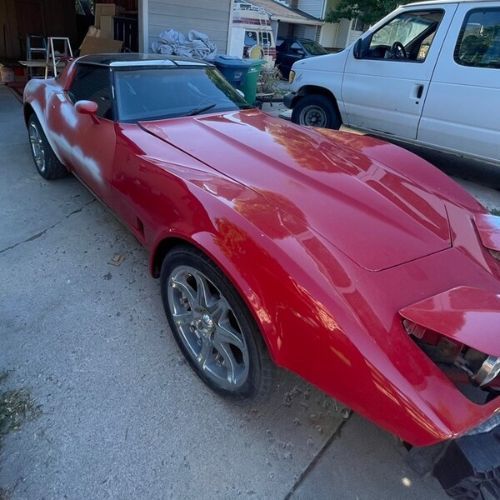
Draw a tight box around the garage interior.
[0,0,138,90]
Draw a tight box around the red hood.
[139,110,451,271]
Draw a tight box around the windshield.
[301,40,327,55]
[114,67,252,122]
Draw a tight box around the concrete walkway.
[2,84,496,499]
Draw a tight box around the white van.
[284,0,500,166]
[228,0,276,64]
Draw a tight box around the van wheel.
[292,95,341,130]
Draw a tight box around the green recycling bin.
[241,59,264,106]
[213,56,264,105]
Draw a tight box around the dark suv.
[275,38,327,78]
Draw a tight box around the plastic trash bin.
[213,56,264,105]
[241,59,264,106]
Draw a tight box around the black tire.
[160,245,275,401]
[291,94,341,130]
[27,114,68,180]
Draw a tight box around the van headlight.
[289,70,295,84]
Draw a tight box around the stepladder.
[45,37,73,78]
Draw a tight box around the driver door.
[342,6,455,139]
[50,64,118,206]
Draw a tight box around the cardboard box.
[100,16,114,39]
[79,35,123,55]
[95,3,124,28]
[86,25,101,38]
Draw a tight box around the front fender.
[144,170,478,446]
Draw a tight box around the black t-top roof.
[77,53,211,68]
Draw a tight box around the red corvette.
[24,54,499,495]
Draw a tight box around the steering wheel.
[390,41,407,59]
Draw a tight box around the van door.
[418,4,500,163]
[342,6,456,139]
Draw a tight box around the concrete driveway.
[1,85,498,499]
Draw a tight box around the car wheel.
[28,114,68,180]
[160,245,275,401]
[292,94,341,129]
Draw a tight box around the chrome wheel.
[299,104,328,127]
[29,121,46,173]
[167,265,250,390]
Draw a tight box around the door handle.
[411,84,424,100]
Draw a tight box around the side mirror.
[75,100,98,115]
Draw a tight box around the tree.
[325,0,411,26]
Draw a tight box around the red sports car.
[24,54,499,496]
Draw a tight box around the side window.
[68,65,114,119]
[290,42,303,54]
[455,8,500,68]
[259,31,272,48]
[360,10,444,61]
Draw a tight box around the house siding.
[148,0,231,53]
[293,24,320,41]
[297,0,324,19]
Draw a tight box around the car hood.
[139,110,451,271]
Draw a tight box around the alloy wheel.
[167,265,250,390]
[29,122,46,173]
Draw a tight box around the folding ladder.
[45,37,73,78]
[26,35,47,78]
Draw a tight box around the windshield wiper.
[187,103,217,116]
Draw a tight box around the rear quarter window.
[455,8,500,68]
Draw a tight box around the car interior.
[362,10,444,61]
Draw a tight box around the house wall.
[335,17,352,48]
[148,0,232,54]
[319,20,338,47]
[293,24,320,41]
[297,0,324,19]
